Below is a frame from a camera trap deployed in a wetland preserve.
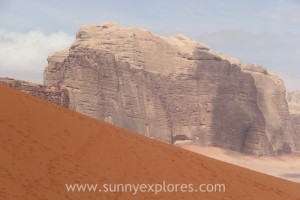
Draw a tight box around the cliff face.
[0,78,69,108]
[43,23,297,155]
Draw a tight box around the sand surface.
[0,84,300,200]
[182,145,300,183]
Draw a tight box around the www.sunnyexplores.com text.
[66,181,226,195]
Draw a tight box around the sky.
[0,0,299,90]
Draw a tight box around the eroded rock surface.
[0,78,69,108]
[287,91,300,150]
[43,23,298,155]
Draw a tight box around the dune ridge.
[0,84,299,200]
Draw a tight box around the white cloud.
[0,29,74,83]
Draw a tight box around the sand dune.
[0,84,299,200]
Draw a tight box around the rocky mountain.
[40,22,298,156]
[287,91,300,114]
[1,23,298,156]
[0,78,69,108]
[287,91,300,149]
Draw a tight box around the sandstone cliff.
[43,23,297,155]
[0,78,69,108]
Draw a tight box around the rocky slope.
[287,91,300,115]
[0,77,69,108]
[42,22,297,156]
[287,91,300,149]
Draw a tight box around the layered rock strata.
[0,78,69,108]
[42,23,297,155]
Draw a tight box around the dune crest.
[0,84,300,199]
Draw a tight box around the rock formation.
[41,22,297,155]
[0,77,69,108]
[287,91,300,149]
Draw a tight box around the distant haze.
[0,0,299,90]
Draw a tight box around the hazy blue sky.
[0,0,299,90]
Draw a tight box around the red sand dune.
[0,84,299,200]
